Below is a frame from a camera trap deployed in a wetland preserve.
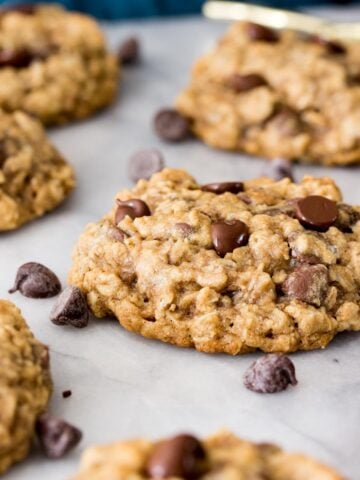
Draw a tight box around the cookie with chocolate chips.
[0,4,118,124]
[71,430,343,479]
[176,21,360,165]
[69,168,360,355]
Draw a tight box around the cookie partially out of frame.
[177,21,360,165]
[69,168,360,355]
[0,300,52,474]
[72,430,343,479]
[0,4,118,125]
[0,110,75,231]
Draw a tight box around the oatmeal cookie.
[176,22,360,165]
[69,168,360,354]
[0,109,75,231]
[0,4,118,124]
[72,430,343,479]
[0,299,52,473]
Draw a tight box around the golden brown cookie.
[176,22,360,165]
[69,168,360,355]
[0,299,52,473]
[0,109,75,231]
[71,430,343,479]
[0,4,118,124]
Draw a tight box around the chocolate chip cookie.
[0,4,118,124]
[0,299,52,473]
[176,22,360,165]
[71,430,343,479]
[0,110,75,230]
[69,168,360,354]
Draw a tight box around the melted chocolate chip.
[115,199,151,224]
[312,35,346,55]
[244,354,297,393]
[262,158,294,182]
[0,48,33,68]
[50,286,89,328]
[245,22,279,43]
[211,220,249,257]
[295,196,338,231]
[36,414,82,459]
[109,226,128,242]
[201,182,244,195]
[270,107,303,136]
[175,222,193,237]
[9,262,61,298]
[128,148,165,183]
[282,264,328,306]
[118,36,140,65]
[154,109,190,142]
[145,434,207,479]
[228,73,267,92]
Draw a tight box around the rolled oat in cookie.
[0,4,118,125]
[0,300,52,474]
[71,430,343,479]
[176,21,360,165]
[69,168,360,355]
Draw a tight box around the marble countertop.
[1,10,360,480]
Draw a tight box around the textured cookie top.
[0,110,75,230]
[72,430,343,479]
[69,168,360,354]
[0,4,118,124]
[176,22,360,165]
[0,299,52,473]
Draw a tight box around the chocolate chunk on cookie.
[282,264,328,306]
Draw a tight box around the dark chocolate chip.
[2,3,36,14]
[211,220,249,257]
[62,390,72,399]
[282,264,328,306]
[295,196,338,231]
[228,73,267,92]
[145,434,207,479]
[40,346,50,369]
[50,286,89,328]
[201,182,244,195]
[245,22,279,43]
[311,35,346,54]
[154,109,190,142]
[262,158,294,182]
[128,148,165,183]
[243,354,297,393]
[115,198,151,224]
[118,36,140,65]
[175,222,193,237]
[270,107,303,136]
[9,262,61,298]
[0,49,33,68]
[36,414,82,459]
[109,226,128,242]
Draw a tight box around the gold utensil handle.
[202,1,360,40]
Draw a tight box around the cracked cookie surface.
[0,300,52,473]
[0,4,118,124]
[69,168,360,354]
[0,110,75,230]
[72,430,343,479]
[176,22,360,165]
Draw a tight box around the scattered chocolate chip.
[175,222,193,237]
[270,107,303,136]
[154,109,190,142]
[62,390,72,399]
[115,198,151,224]
[36,414,82,459]
[243,354,297,393]
[228,73,267,92]
[295,196,338,231]
[128,148,165,183]
[282,264,328,306]
[201,182,244,195]
[118,36,140,65]
[262,158,294,182]
[9,262,61,298]
[333,358,339,363]
[50,286,89,328]
[311,35,346,55]
[0,48,34,68]
[109,226,128,242]
[145,434,207,479]
[245,22,279,43]
[2,3,36,14]
[211,220,249,257]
